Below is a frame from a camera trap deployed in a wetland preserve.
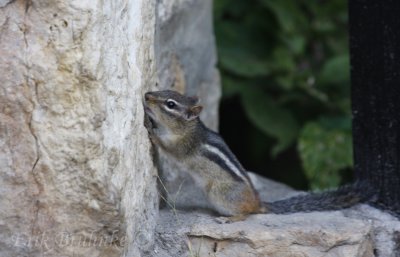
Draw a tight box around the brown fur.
[238,187,261,214]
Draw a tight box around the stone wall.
[0,0,158,256]
[0,0,220,256]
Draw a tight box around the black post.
[349,1,400,215]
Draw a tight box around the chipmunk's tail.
[264,180,377,214]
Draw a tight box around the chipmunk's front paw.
[144,114,158,143]
[144,113,154,131]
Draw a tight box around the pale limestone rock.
[155,0,220,129]
[153,209,374,257]
[344,205,400,257]
[1,1,145,257]
[153,173,400,257]
[1,0,220,256]
[189,213,374,257]
[0,0,12,8]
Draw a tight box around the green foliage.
[242,88,299,156]
[298,118,353,189]
[214,0,352,188]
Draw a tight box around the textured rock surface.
[155,0,220,130]
[344,205,400,257]
[189,212,372,257]
[153,173,400,257]
[0,0,220,256]
[155,0,220,129]
[0,1,159,256]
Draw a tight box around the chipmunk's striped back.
[200,129,252,185]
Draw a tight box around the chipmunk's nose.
[144,92,156,102]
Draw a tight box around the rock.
[191,212,373,257]
[0,1,159,256]
[344,205,400,257]
[153,173,400,257]
[155,0,220,130]
[153,210,374,257]
[0,0,219,256]
[0,0,12,8]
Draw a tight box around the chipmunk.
[143,90,376,220]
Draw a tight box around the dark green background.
[214,0,353,190]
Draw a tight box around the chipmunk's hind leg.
[206,181,261,221]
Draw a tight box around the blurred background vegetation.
[213,0,353,190]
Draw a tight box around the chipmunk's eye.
[165,99,176,109]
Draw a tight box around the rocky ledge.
[150,173,400,257]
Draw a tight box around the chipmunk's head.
[143,90,203,135]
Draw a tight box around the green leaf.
[298,119,353,189]
[216,21,272,77]
[313,20,335,33]
[260,0,306,33]
[271,47,296,72]
[276,75,294,90]
[282,35,306,55]
[318,55,350,85]
[241,89,299,156]
[219,49,271,77]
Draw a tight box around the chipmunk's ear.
[188,96,200,104]
[186,105,203,120]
